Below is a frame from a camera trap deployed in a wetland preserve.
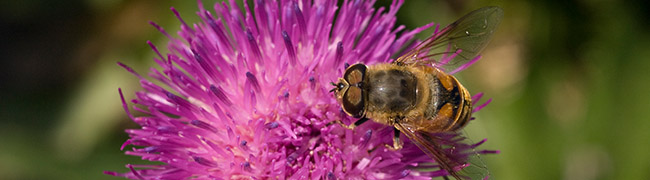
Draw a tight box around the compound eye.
[344,64,367,85]
[342,86,364,117]
[341,64,367,117]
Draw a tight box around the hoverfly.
[330,6,503,179]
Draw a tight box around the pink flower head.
[107,0,496,179]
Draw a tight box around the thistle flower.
[107,0,495,179]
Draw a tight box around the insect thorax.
[365,66,418,115]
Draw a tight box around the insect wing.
[459,134,494,180]
[394,6,503,72]
[431,130,493,180]
[395,123,491,180]
[394,123,465,179]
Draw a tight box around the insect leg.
[335,117,369,130]
[385,126,404,150]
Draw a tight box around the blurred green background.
[1,0,649,179]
